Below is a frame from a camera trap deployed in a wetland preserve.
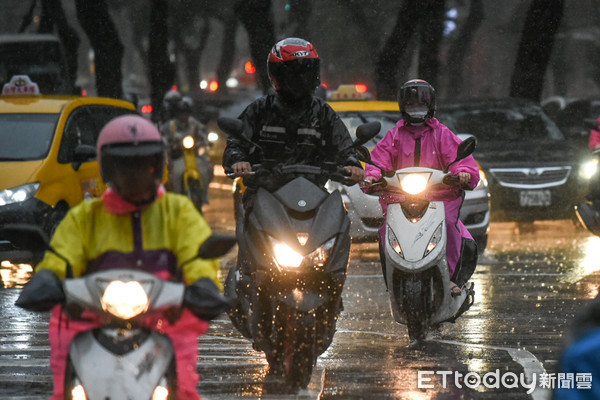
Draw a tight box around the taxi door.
[53,104,136,205]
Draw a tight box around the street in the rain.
[1,170,599,399]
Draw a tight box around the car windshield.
[0,114,58,160]
[338,111,399,149]
[436,106,565,141]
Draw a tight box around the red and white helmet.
[97,114,165,183]
[267,37,320,100]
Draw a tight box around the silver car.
[327,100,491,252]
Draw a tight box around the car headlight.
[579,158,598,180]
[399,173,429,195]
[424,223,443,257]
[100,280,150,320]
[182,135,195,149]
[0,182,40,206]
[475,168,488,189]
[387,226,403,257]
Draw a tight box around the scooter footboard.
[68,329,175,399]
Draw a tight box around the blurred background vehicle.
[324,85,491,252]
[0,34,74,95]
[0,75,137,265]
[436,98,593,224]
[542,95,600,151]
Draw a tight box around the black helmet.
[398,79,436,125]
[267,37,320,101]
[162,89,182,114]
[175,96,193,114]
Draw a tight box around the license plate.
[519,190,551,206]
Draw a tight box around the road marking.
[332,329,551,400]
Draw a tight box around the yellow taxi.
[0,75,137,264]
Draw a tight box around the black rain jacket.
[223,94,361,194]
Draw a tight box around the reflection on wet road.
[1,183,599,400]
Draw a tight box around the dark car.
[436,98,592,223]
[542,95,600,151]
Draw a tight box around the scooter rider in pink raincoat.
[364,79,480,295]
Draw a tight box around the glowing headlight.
[71,381,87,400]
[399,173,429,195]
[151,385,169,400]
[387,226,403,257]
[100,280,149,320]
[182,135,195,149]
[0,182,40,206]
[424,223,443,257]
[579,159,598,180]
[269,237,303,268]
[208,131,219,142]
[197,146,206,156]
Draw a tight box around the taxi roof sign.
[329,84,367,101]
[2,75,40,96]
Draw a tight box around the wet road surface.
[1,174,599,399]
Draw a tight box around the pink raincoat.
[589,116,600,150]
[365,118,480,277]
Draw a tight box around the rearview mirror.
[444,136,477,173]
[354,121,381,147]
[217,117,262,151]
[198,234,237,259]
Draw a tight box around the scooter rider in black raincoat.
[222,37,364,205]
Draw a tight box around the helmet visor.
[272,58,320,97]
[102,142,164,158]
[400,85,434,109]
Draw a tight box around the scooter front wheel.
[403,276,430,341]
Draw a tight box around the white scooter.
[4,224,235,400]
[364,137,478,341]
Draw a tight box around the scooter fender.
[253,269,340,312]
[385,202,447,272]
[68,330,174,399]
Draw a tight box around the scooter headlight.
[100,280,150,320]
[423,223,444,257]
[182,135,195,149]
[304,237,336,268]
[71,382,88,400]
[151,379,169,400]
[269,236,303,268]
[398,173,429,195]
[579,158,599,180]
[387,226,403,258]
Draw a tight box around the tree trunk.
[149,0,174,123]
[446,0,484,98]
[509,0,564,102]
[417,0,445,89]
[235,0,276,94]
[75,0,123,99]
[39,0,80,94]
[337,0,380,62]
[374,0,445,100]
[216,13,239,91]
[288,0,312,40]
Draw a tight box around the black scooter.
[218,117,379,390]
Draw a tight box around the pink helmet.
[97,115,165,182]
